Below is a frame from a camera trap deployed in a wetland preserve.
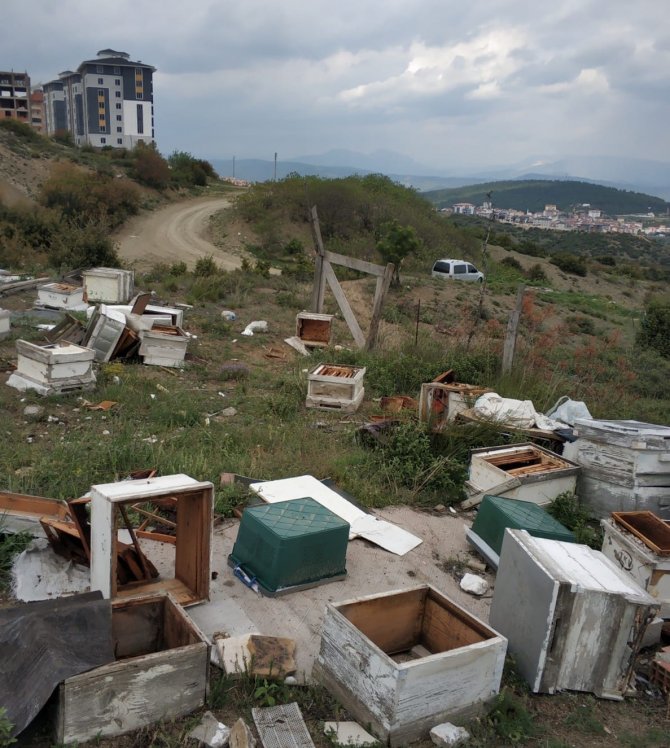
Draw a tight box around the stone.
[459,573,489,596]
[221,407,238,417]
[187,711,230,747]
[23,405,44,420]
[323,721,378,746]
[229,718,256,748]
[434,504,446,512]
[430,722,470,747]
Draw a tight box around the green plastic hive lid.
[471,494,575,560]
[229,497,349,595]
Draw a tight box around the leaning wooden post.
[310,205,327,313]
[502,284,525,374]
[364,262,394,351]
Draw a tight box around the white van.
[431,259,484,283]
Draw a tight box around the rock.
[459,573,489,596]
[23,405,44,420]
[430,722,471,747]
[434,504,446,512]
[221,310,237,321]
[187,711,230,747]
[229,718,256,748]
[221,407,237,417]
[324,721,378,746]
[466,558,487,573]
[284,675,298,685]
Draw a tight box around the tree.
[637,298,670,358]
[376,220,422,286]
[132,142,170,189]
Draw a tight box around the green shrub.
[550,252,588,277]
[169,261,188,276]
[500,256,523,272]
[547,492,602,548]
[637,297,670,358]
[526,263,548,283]
[0,117,41,142]
[194,256,219,277]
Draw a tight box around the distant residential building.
[453,202,475,215]
[29,88,44,133]
[43,49,155,149]
[588,209,601,219]
[0,71,30,124]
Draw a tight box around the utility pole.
[274,152,277,181]
[232,155,235,178]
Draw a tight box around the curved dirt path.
[115,196,248,271]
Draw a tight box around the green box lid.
[472,494,575,557]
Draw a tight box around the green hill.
[424,179,669,215]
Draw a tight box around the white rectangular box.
[7,340,96,395]
[36,282,85,310]
[306,363,365,413]
[139,326,188,367]
[490,529,657,699]
[83,267,134,303]
[469,443,579,505]
[83,305,127,362]
[296,311,334,347]
[314,585,507,746]
[601,515,670,618]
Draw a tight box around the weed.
[0,707,16,747]
[194,256,219,277]
[546,492,602,549]
[254,678,282,707]
[0,525,32,593]
[469,688,537,745]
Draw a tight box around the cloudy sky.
[3,0,669,174]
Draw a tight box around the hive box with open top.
[229,497,349,595]
[296,311,334,347]
[7,340,96,396]
[314,584,507,746]
[54,592,209,743]
[306,363,365,413]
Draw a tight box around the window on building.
[100,125,106,133]
[98,78,103,85]
[113,67,120,75]
[101,137,106,143]
[116,115,122,121]
[96,65,103,74]
[98,89,104,97]
[117,126,122,132]
[136,92,143,100]
[115,91,121,98]
[117,138,123,144]
[115,79,121,85]
[136,104,144,134]
[116,103,121,109]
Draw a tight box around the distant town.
[443,201,668,237]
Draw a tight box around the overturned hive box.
[306,363,365,413]
[491,529,657,699]
[419,382,491,431]
[36,282,85,310]
[54,593,209,744]
[469,443,579,505]
[229,497,348,595]
[83,267,134,303]
[601,512,670,618]
[314,585,507,746]
[139,326,188,367]
[90,474,213,606]
[7,340,96,396]
[296,311,334,347]
[467,494,575,569]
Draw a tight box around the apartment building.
[0,71,31,123]
[43,49,155,149]
[29,88,44,133]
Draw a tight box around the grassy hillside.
[424,179,669,215]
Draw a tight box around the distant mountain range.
[208,150,670,201]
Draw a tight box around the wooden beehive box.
[419,381,491,431]
[89,474,213,607]
[306,363,365,413]
[83,267,134,303]
[7,340,96,396]
[296,311,334,347]
[469,443,579,505]
[36,282,85,310]
[54,593,209,743]
[314,585,507,746]
[139,326,189,367]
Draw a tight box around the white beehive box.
[306,363,365,413]
[83,305,127,362]
[139,326,188,367]
[419,382,491,431]
[490,529,657,699]
[314,585,507,746]
[36,282,85,310]
[0,308,10,340]
[296,311,334,347]
[601,514,670,617]
[54,593,209,743]
[7,340,96,396]
[83,267,134,303]
[469,443,579,505]
[563,419,670,518]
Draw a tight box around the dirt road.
[115,196,249,271]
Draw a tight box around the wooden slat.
[365,262,394,350]
[421,594,488,653]
[324,249,388,277]
[0,491,70,519]
[324,262,366,348]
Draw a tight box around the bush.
[550,252,587,277]
[500,256,523,272]
[0,117,41,142]
[132,143,170,188]
[637,298,670,358]
[194,256,219,276]
[525,263,548,283]
[169,261,188,276]
[546,492,601,548]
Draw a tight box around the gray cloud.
[1,0,668,173]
